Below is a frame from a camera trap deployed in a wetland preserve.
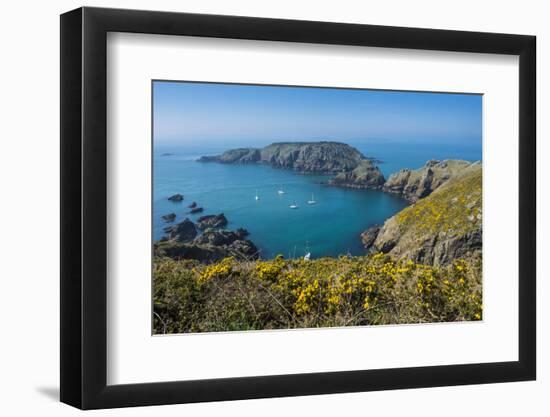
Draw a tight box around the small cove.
[153,142,481,259]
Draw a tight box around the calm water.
[153,142,481,258]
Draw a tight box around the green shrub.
[153,252,482,334]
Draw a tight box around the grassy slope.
[395,163,481,235]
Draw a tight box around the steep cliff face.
[199,141,366,173]
[329,160,386,189]
[383,160,478,202]
[363,163,482,266]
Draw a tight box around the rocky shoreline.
[155,212,260,263]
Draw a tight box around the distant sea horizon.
[153,139,482,258]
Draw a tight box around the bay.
[153,141,481,259]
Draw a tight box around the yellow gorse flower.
[198,257,235,283]
[157,251,482,330]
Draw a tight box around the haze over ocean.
[153,81,482,258]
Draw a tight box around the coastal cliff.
[383,159,476,202]
[329,159,385,189]
[362,162,482,266]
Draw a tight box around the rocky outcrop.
[228,239,259,259]
[154,241,226,262]
[360,225,381,249]
[197,213,228,230]
[154,238,259,263]
[235,228,249,238]
[189,207,204,214]
[167,193,184,202]
[164,218,198,242]
[363,163,482,266]
[383,160,477,202]
[161,213,176,223]
[188,202,197,208]
[329,160,385,189]
[193,229,250,246]
[199,141,367,174]
[154,224,259,262]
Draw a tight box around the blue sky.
[153,81,482,147]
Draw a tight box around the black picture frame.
[60,6,536,410]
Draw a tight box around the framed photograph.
[60,7,536,409]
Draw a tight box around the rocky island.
[199,141,386,189]
[198,141,363,173]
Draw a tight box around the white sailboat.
[307,193,316,205]
[303,241,311,260]
[277,185,285,195]
[289,201,298,209]
[255,190,260,201]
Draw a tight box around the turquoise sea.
[153,141,481,259]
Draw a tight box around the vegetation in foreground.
[153,253,482,334]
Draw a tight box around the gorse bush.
[395,167,482,237]
[153,253,482,334]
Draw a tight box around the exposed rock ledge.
[383,160,479,202]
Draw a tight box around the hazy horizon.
[153,81,482,147]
